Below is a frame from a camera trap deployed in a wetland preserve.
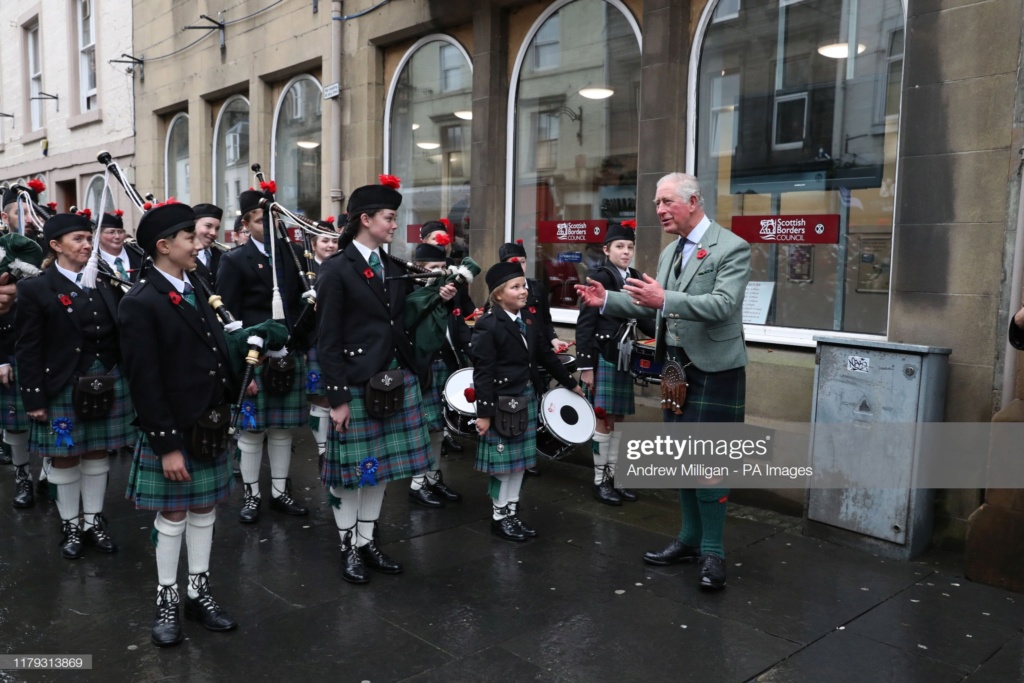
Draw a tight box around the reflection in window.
[511,0,641,311]
[387,37,472,260]
[214,96,249,227]
[84,174,113,216]
[695,0,904,335]
[713,0,740,22]
[165,113,190,204]
[273,76,323,221]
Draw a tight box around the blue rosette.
[52,417,74,448]
[358,456,379,487]
[306,371,320,393]
[241,401,257,430]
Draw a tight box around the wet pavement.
[1,431,1022,682]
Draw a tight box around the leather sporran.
[365,370,404,419]
[263,354,296,396]
[185,404,231,461]
[72,374,116,420]
[660,360,688,415]
[494,395,530,438]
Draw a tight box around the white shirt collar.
[197,248,210,266]
[154,266,188,294]
[685,215,711,246]
[251,238,267,257]
[352,240,380,267]
[504,308,522,323]
[99,247,130,266]
[55,263,83,287]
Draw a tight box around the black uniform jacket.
[576,263,656,369]
[0,309,16,361]
[469,305,578,418]
[118,270,235,455]
[216,238,306,334]
[315,242,419,408]
[193,247,222,292]
[15,267,123,411]
[527,277,558,345]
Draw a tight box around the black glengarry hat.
[100,211,124,230]
[137,203,196,255]
[238,190,264,217]
[414,243,447,262]
[485,261,523,292]
[192,203,223,221]
[347,175,402,216]
[499,239,527,262]
[43,213,93,244]
[604,219,636,245]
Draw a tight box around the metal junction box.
[804,337,951,559]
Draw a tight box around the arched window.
[213,95,250,224]
[691,0,905,340]
[83,174,113,217]
[165,113,190,204]
[508,0,641,318]
[386,35,472,260]
[272,76,323,221]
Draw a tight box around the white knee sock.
[79,456,110,530]
[186,510,216,598]
[48,464,82,524]
[410,475,427,490]
[592,431,611,484]
[507,470,525,511]
[329,486,359,543]
[153,513,186,602]
[355,484,387,547]
[5,430,29,474]
[491,473,511,519]
[237,430,265,495]
[266,428,292,498]
[607,430,622,479]
[39,457,50,482]
[309,405,330,456]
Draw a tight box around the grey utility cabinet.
[804,337,951,559]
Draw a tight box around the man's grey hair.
[657,172,704,208]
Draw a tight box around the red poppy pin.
[696,248,708,260]
[168,291,182,306]
[452,308,461,318]
[528,306,536,314]
[363,268,374,280]
[58,294,72,307]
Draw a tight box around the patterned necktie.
[202,249,211,266]
[114,257,129,281]
[516,316,527,337]
[672,238,687,278]
[368,251,384,280]
[75,272,83,285]
[182,282,196,308]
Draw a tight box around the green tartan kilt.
[664,347,745,423]
[0,360,29,432]
[593,355,636,417]
[304,346,327,398]
[322,368,433,489]
[475,387,537,476]
[239,353,308,431]
[31,361,137,459]
[125,434,234,511]
[421,357,451,433]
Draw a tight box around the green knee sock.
[696,489,729,558]
[677,489,702,546]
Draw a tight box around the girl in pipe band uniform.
[216,189,310,524]
[16,212,137,559]
[315,175,457,584]
[191,203,224,291]
[307,224,339,472]
[575,221,653,506]
[471,262,583,542]
[118,203,287,647]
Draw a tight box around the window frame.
[270,74,324,178]
[77,0,97,112]
[26,21,43,132]
[211,94,250,208]
[164,112,189,201]
[505,0,643,325]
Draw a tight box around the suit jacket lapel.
[246,240,273,291]
[345,244,388,307]
[47,268,84,335]
[96,278,121,323]
[675,222,722,293]
[150,271,209,344]
[188,272,230,359]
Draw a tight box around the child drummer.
[575,220,653,505]
[471,262,584,542]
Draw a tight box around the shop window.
[386,36,472,260]
[694,0,905,339]
[84,174,113,217]
[509,0,641,319]
[77,0,97,112]
[714,0,740,22]
[26,22,43,131]
[164,113,190,204]
[272,76,323,221]
[213,95,249,226]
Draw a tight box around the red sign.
[732,215,840,244]
[537,219,607,244]
[406,224,423,243]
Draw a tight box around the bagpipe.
[0,180,54,282]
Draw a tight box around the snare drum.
[540,353,578,386]
[536,387,596,460]
[630,339,662,384]
[442,368,477,436]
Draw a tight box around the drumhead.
[539,388,596,444]
[443,368,477,415]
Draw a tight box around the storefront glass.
[214,95,250,231]
[696,0,904,335]
[272,76,322,221]
[165,113,190,204]
[510,0,641,313]
[387,37,472,261]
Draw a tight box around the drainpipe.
[330,0,344,213]
[1001,146,1024,409]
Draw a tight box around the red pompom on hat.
[378,174,401,189]
[435,233,452,246]
[516,238,524,244]
[46,201,57,210]
[114,209,124,217]
[27,178,45,194]
[439,217,452,231]
[143,202,153,211]
[259,180,277,194]
[621,219,636,229]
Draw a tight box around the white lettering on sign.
[556,222,589,241]
[758,217,812,242]
[847,356,870,373]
